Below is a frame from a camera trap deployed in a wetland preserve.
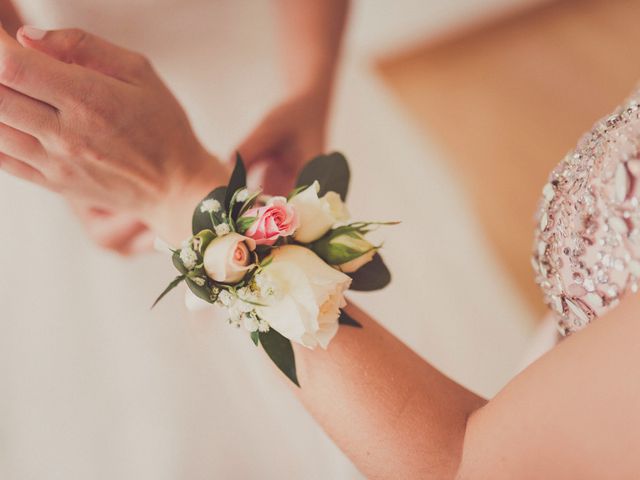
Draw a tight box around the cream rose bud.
[339,249,376,273]
[333,234,377,273]
[203,232,256,283]
[312,228,377,273]
[289,181,350,243]
[256,245,352,349]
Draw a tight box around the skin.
[0,1,156,254]
[0,0,347,252]
[1,5,638,480]
[238,0,349,194]
[296,298,640,479]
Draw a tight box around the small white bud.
[243,314,259,332]
[200,199,221,213]
[258,319,270,333]
[214,223,231,236]
[179,247,198,270]
[236,188,249,202]
[217,290,234,307]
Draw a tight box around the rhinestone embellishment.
[532,93,640,335]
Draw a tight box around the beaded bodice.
[533,89,640,335]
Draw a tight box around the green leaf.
[235,215,257,234]
[237,189,262,217]
[185,278,215,303]
[192,186,227,235]
[225,152,247,210]
[259,329,299,387]
[192,229,216,254]
[250,331,260,346]
[152,275,185,309]
[172,251,188,274]
[296,152,350,200]
[347,253,391,291]
[338,309,362,328]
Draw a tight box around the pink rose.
[242,196,299,246]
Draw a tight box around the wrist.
[286,55,336,109]
[293,74,333,108]
[147,148,230,246]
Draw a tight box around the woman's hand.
[236,0,349,195]
[67,200,155,256]
[0,26,227,243]
[237,89,330,195]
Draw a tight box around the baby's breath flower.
[228,303,243,325]
[179,247,198,270]
[236,188,249,202]
[217,289,234,307]
[200,199,221,214]
[254,272,275,296]
[258,319,270,333]
[237,286,257,302]
[214,223,231,236]
[243,314,259,332]
[237,300,254,314]
[192,277,206,287]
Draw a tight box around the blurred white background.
[0,1,542,478]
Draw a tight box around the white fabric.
[0,1,534,479]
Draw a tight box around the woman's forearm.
[293,303,487,479]
[149,149,229,246]
[0,0,23,36]
[274,0,349,97]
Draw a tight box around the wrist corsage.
[154,152,395,386]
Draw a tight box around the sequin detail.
[533,92,640,336]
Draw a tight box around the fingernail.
[22,25,47,40]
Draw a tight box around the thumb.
[17,26,149,84]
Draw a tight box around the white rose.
[256,245,351,349]
[203,232,256,283]
[289,181,350,243]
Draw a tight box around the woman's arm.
[0,0,22,36]
[293,303,486,479]
[273,0,348,97]
[236,0,349,194]
[293,294,640,479]
[458,289,640,479]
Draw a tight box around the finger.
[236,119,283,168]
[18,26,151,85]
[0,122,46,166]
[0,84,59,139]
[90,216,151,256]
[69,203,152,255]
[0,151,49,188]
[126,230,156,255]
[0,26,104,108]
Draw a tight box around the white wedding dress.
[0,1,534,479]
